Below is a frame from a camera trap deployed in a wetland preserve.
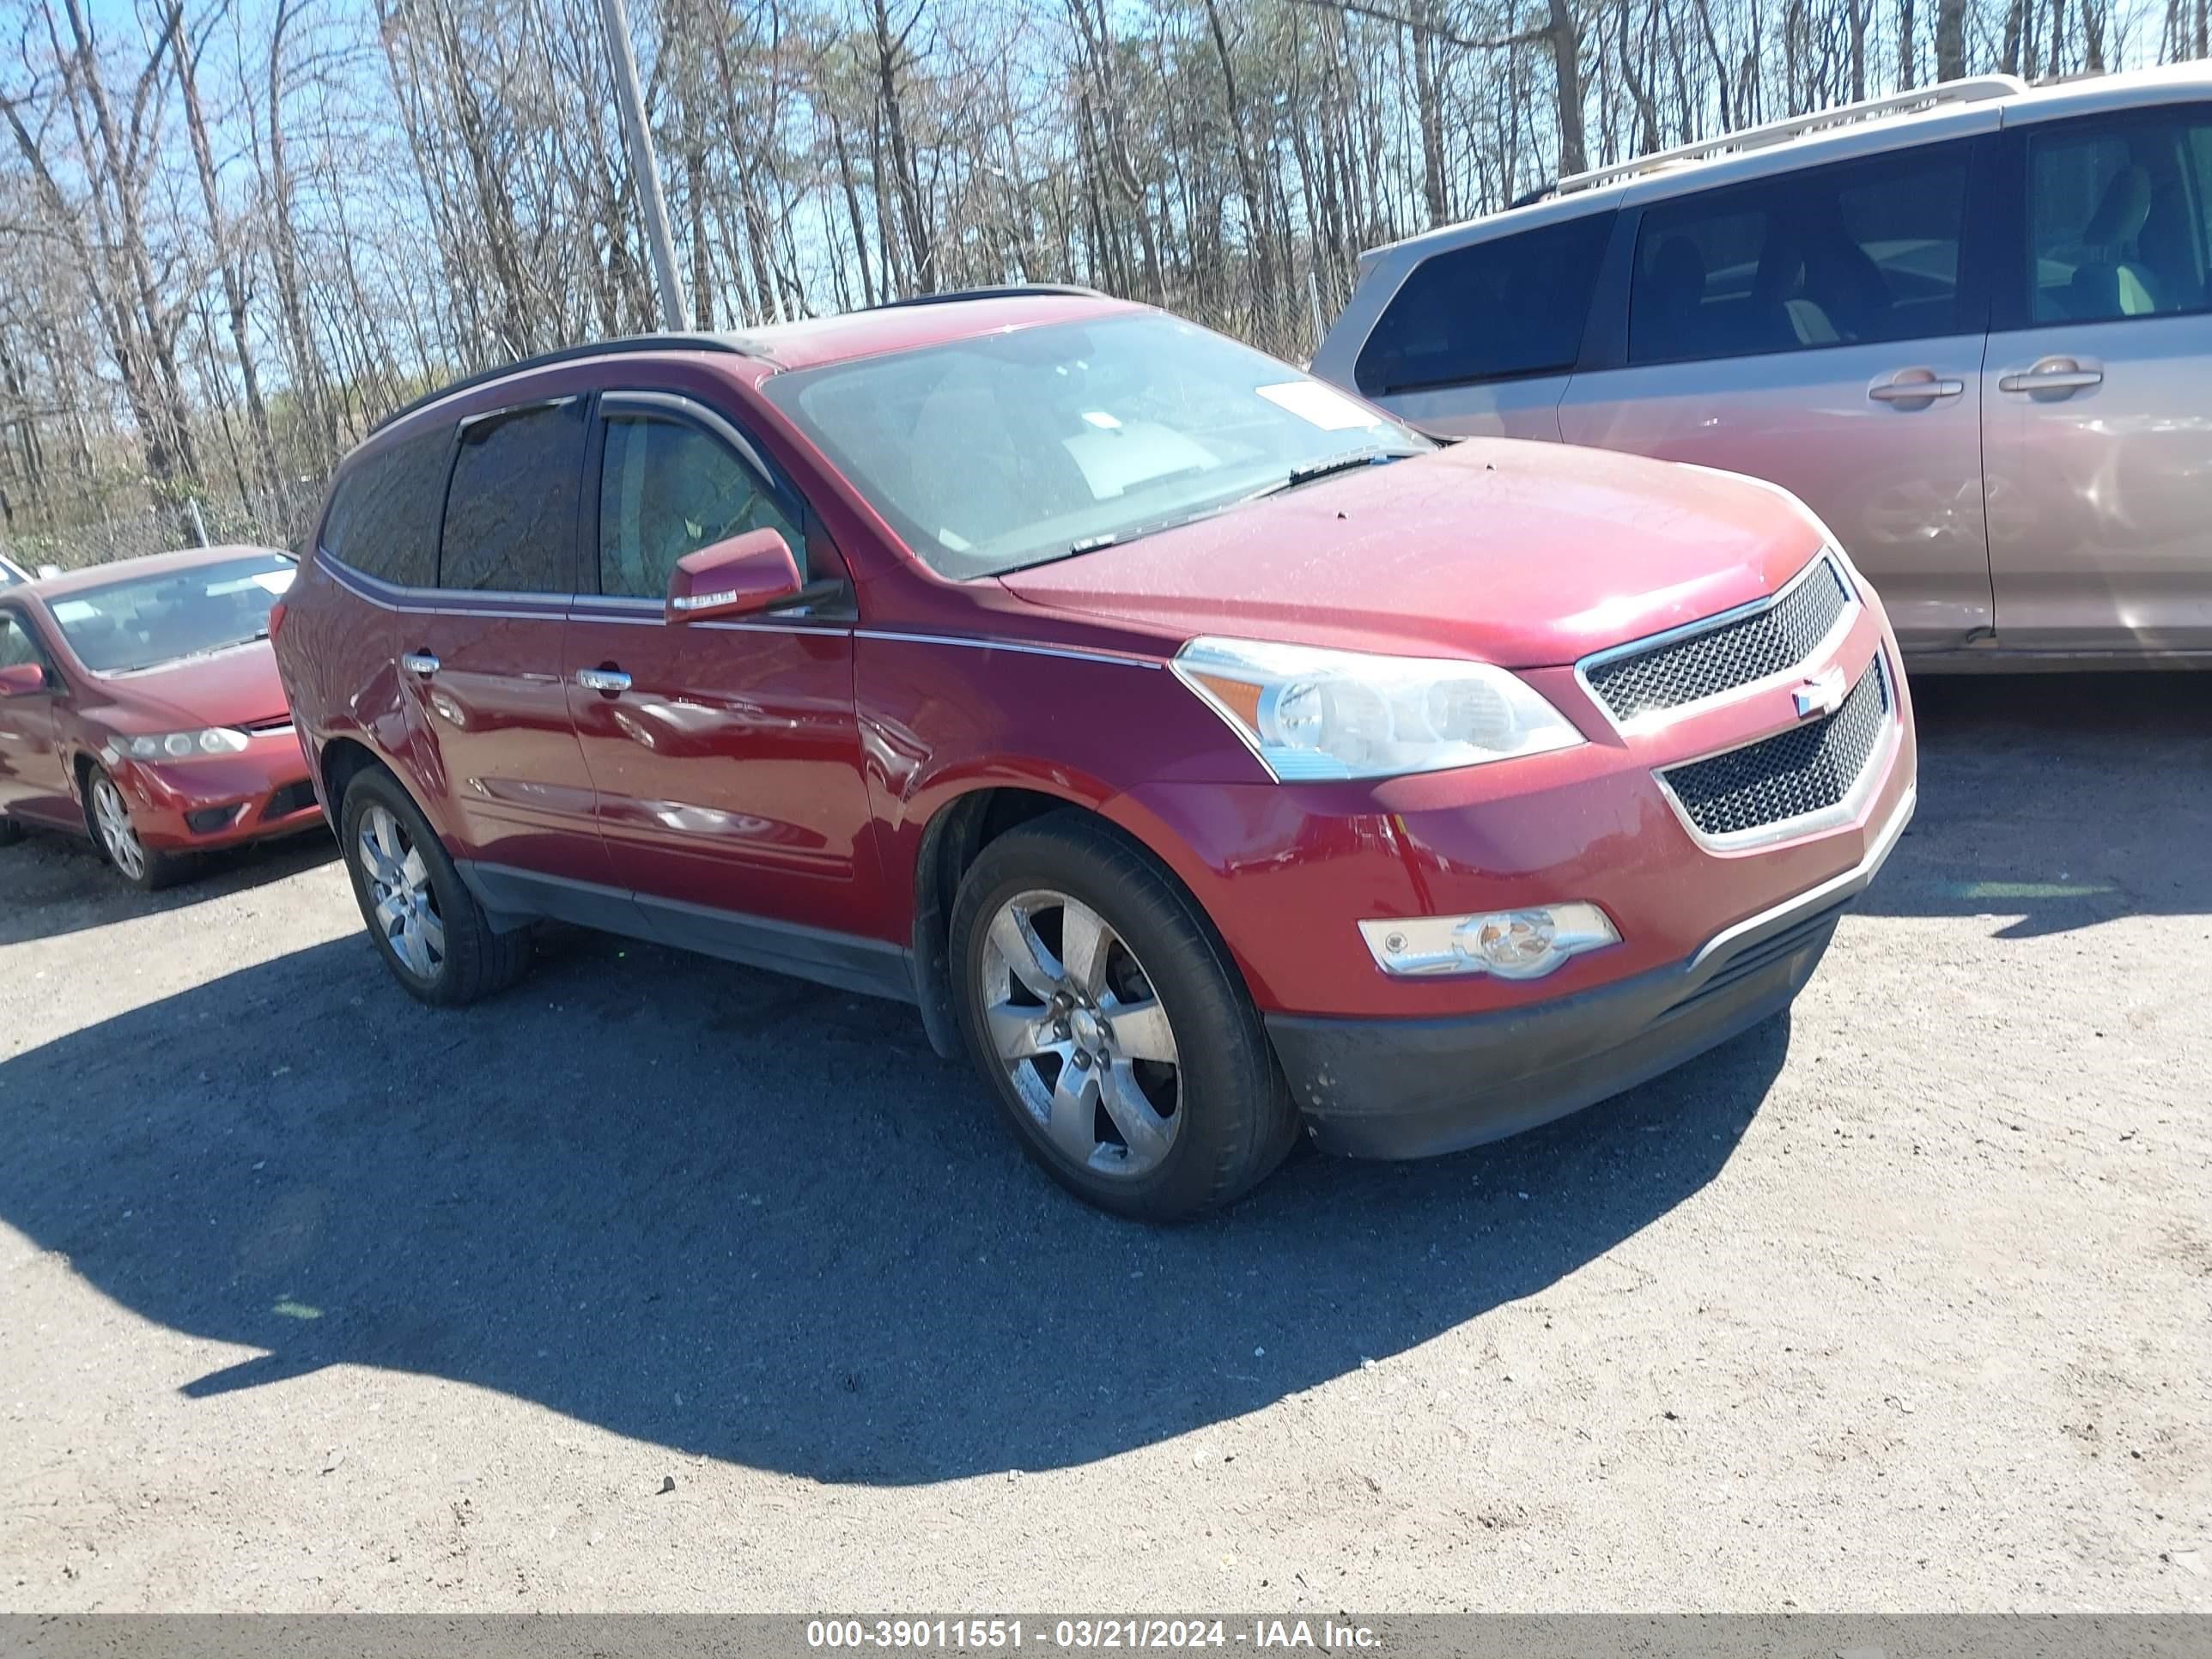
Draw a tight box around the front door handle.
[1869,371,1965,404]
[400,651,440,678]
[575,665,632,696]
[1999,362,2104,395]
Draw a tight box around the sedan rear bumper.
[1270,786,1914,1159]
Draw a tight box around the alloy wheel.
[979,888,1182,1178]
[358,802,446,980]
[91,776,147,881]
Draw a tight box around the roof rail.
[868,283,1105,311]
[368,333,759,436]
[1554,74,2027,197]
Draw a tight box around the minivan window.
[1354,213,1613,396]
[599,414,803,599]
[1629,143,1972,365]
[320,428,451,588]
[2024,109,2212,325]
[438,401,586,593]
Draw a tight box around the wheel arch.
[906,782,1249,1062]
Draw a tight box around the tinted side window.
[321,428,451,588]
[1355,213,1613,395]
[598,415,804,599]
[0,611,48,672]
[2025,109,2212,325]
[1630,143,1972,366]
[439,401,586,593]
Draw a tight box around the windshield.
[49,553,295,675]
[763,313,1430,578]
[0,560,22,588]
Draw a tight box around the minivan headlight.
[114,728,250,760]
[1173,637,1583,781]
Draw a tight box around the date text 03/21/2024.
[804,1620,1383,1650]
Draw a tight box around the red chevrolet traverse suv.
[273,290,1917,1219]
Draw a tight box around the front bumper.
[111,732,321,852]
[1270,785,1915,1159]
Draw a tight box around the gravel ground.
[0,673,2207,1613]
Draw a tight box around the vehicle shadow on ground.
[0,828,337,948]
[1865,671,2212,938]
[0,927,1784,1484]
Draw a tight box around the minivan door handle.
[399,651,440,678]
[1868,370,1965,404]
[575,665,632,696]
[1999,358,2104,396]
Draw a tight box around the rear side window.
[1355,213,1613,396]
[598,414,803,599]
[2023,108,2212,325]
[439,401,586,593]
[320,428,451,588]
[1630,142,1973,366]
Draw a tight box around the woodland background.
[3,0,2205,564]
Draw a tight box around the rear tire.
[948,811,1297,1221]
[85,766,187,891]
[338,766,531,1006]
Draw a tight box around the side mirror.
[665,528,805,624]
[0,663,47,697]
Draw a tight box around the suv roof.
[370,288,1138,437]
[1361,62,2212,267]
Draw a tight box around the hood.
[998,438,1827,667]
[85,637,291,731]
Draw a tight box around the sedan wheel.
[357,802,446,981]
[91,775,145,880]
[86,766,179,890]
[981,888,1184,1179]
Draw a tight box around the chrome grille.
[1660,658,1888,841]
[1585,558,1851,722]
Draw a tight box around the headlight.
[115,728,250,760]
[1172,637,1583,781]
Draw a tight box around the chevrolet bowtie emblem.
[1793,667,1848,719]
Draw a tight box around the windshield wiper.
[1258,447,1422,498]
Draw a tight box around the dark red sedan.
[0,547,320,889]
[274,291,1917,1218]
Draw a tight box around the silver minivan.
[1310,65,2212,665]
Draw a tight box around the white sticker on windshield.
[1080,410,1123,430]
[51,600,96,623]
[1255,380,1380,431]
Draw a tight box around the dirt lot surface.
[1,674,2207,1613]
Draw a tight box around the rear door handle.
[1869,373,1965,404]
[400,651,440,678]
[575,666,632,696]
[1999,366,2104,394]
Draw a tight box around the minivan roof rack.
[368,333,760,435]
[868,283,1104,311]
[1553,74,2027,197]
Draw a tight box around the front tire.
[948,812,1297,1221]
[86,766,185,891]
[338,766,531,1006]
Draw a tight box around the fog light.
[1358,902,1619,980]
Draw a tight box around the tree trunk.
[1936,0,1968,78]
[1548,0,1588,178]
[179,18,279,495]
